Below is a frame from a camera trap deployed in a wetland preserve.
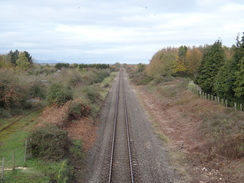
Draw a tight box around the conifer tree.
[234,56,244,101]
[195,40,225,94]
[213,59,235,100]
[233,33,244,101]
[213,33,244,102]
[8,50,19,66]
[23,51,33,65]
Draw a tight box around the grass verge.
[0,110,41,167]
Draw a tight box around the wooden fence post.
[240,104,243,111]
[225,100,228,107]
[234,103,237,111]
[24,140,27,166]
[1,157,4,180]
[12,151,15,170]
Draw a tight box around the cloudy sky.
[0,0,244,64]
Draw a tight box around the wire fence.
[188,81,243,111]
[1,140,28,181]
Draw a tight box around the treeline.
[146,46,203,77]
[55,63,110,70]
[144,33,244,103]
[0,50,111,71]
[0,50,33,70]
[196,34,244,104]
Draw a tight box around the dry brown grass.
[37,98,96,152]
[138,77,244,182]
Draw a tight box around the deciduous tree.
[16,52,30,70]
[146,47,178,77]
[185,47,203,76]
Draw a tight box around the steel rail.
[108,69,134,183]
[122,70,134,183]
[108,70,121,183]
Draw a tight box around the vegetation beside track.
[0,63,117,182]
[127,64,244,182]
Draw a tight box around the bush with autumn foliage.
[0,70,29,110]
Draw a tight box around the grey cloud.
[0,0,244,64]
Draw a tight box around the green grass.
[87,72,117,119]
[0,116,22,131]
[0,110,71,182]
[3,169,50,183]
[0,111,41,168]
[3,159,69,183]
[100,72,116,100]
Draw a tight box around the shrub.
[0,108,11,118]
[94,70,110,83]
[69,139,83,159]
[81,69,110,85]
[67,70,83,87]
[55,63,70,70]
[0,69,32,111]
[217,134,244,158]
[56,160,69,183]
[83,87,100,103]
[47,83,73,105]
[29,81,46,99]
[68,101,90,120]
[27,125,70,161]
[130,71,153,85]
[153,74,164,85]
[0,75,21,109]
[200,109,244,158]
[104,83,110,88]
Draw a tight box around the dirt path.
[82,71,182,183]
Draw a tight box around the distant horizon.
[34,59,143,65]
[34,59,138,65]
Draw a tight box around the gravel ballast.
[82,70,182,183]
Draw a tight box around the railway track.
[107,69,134,183]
